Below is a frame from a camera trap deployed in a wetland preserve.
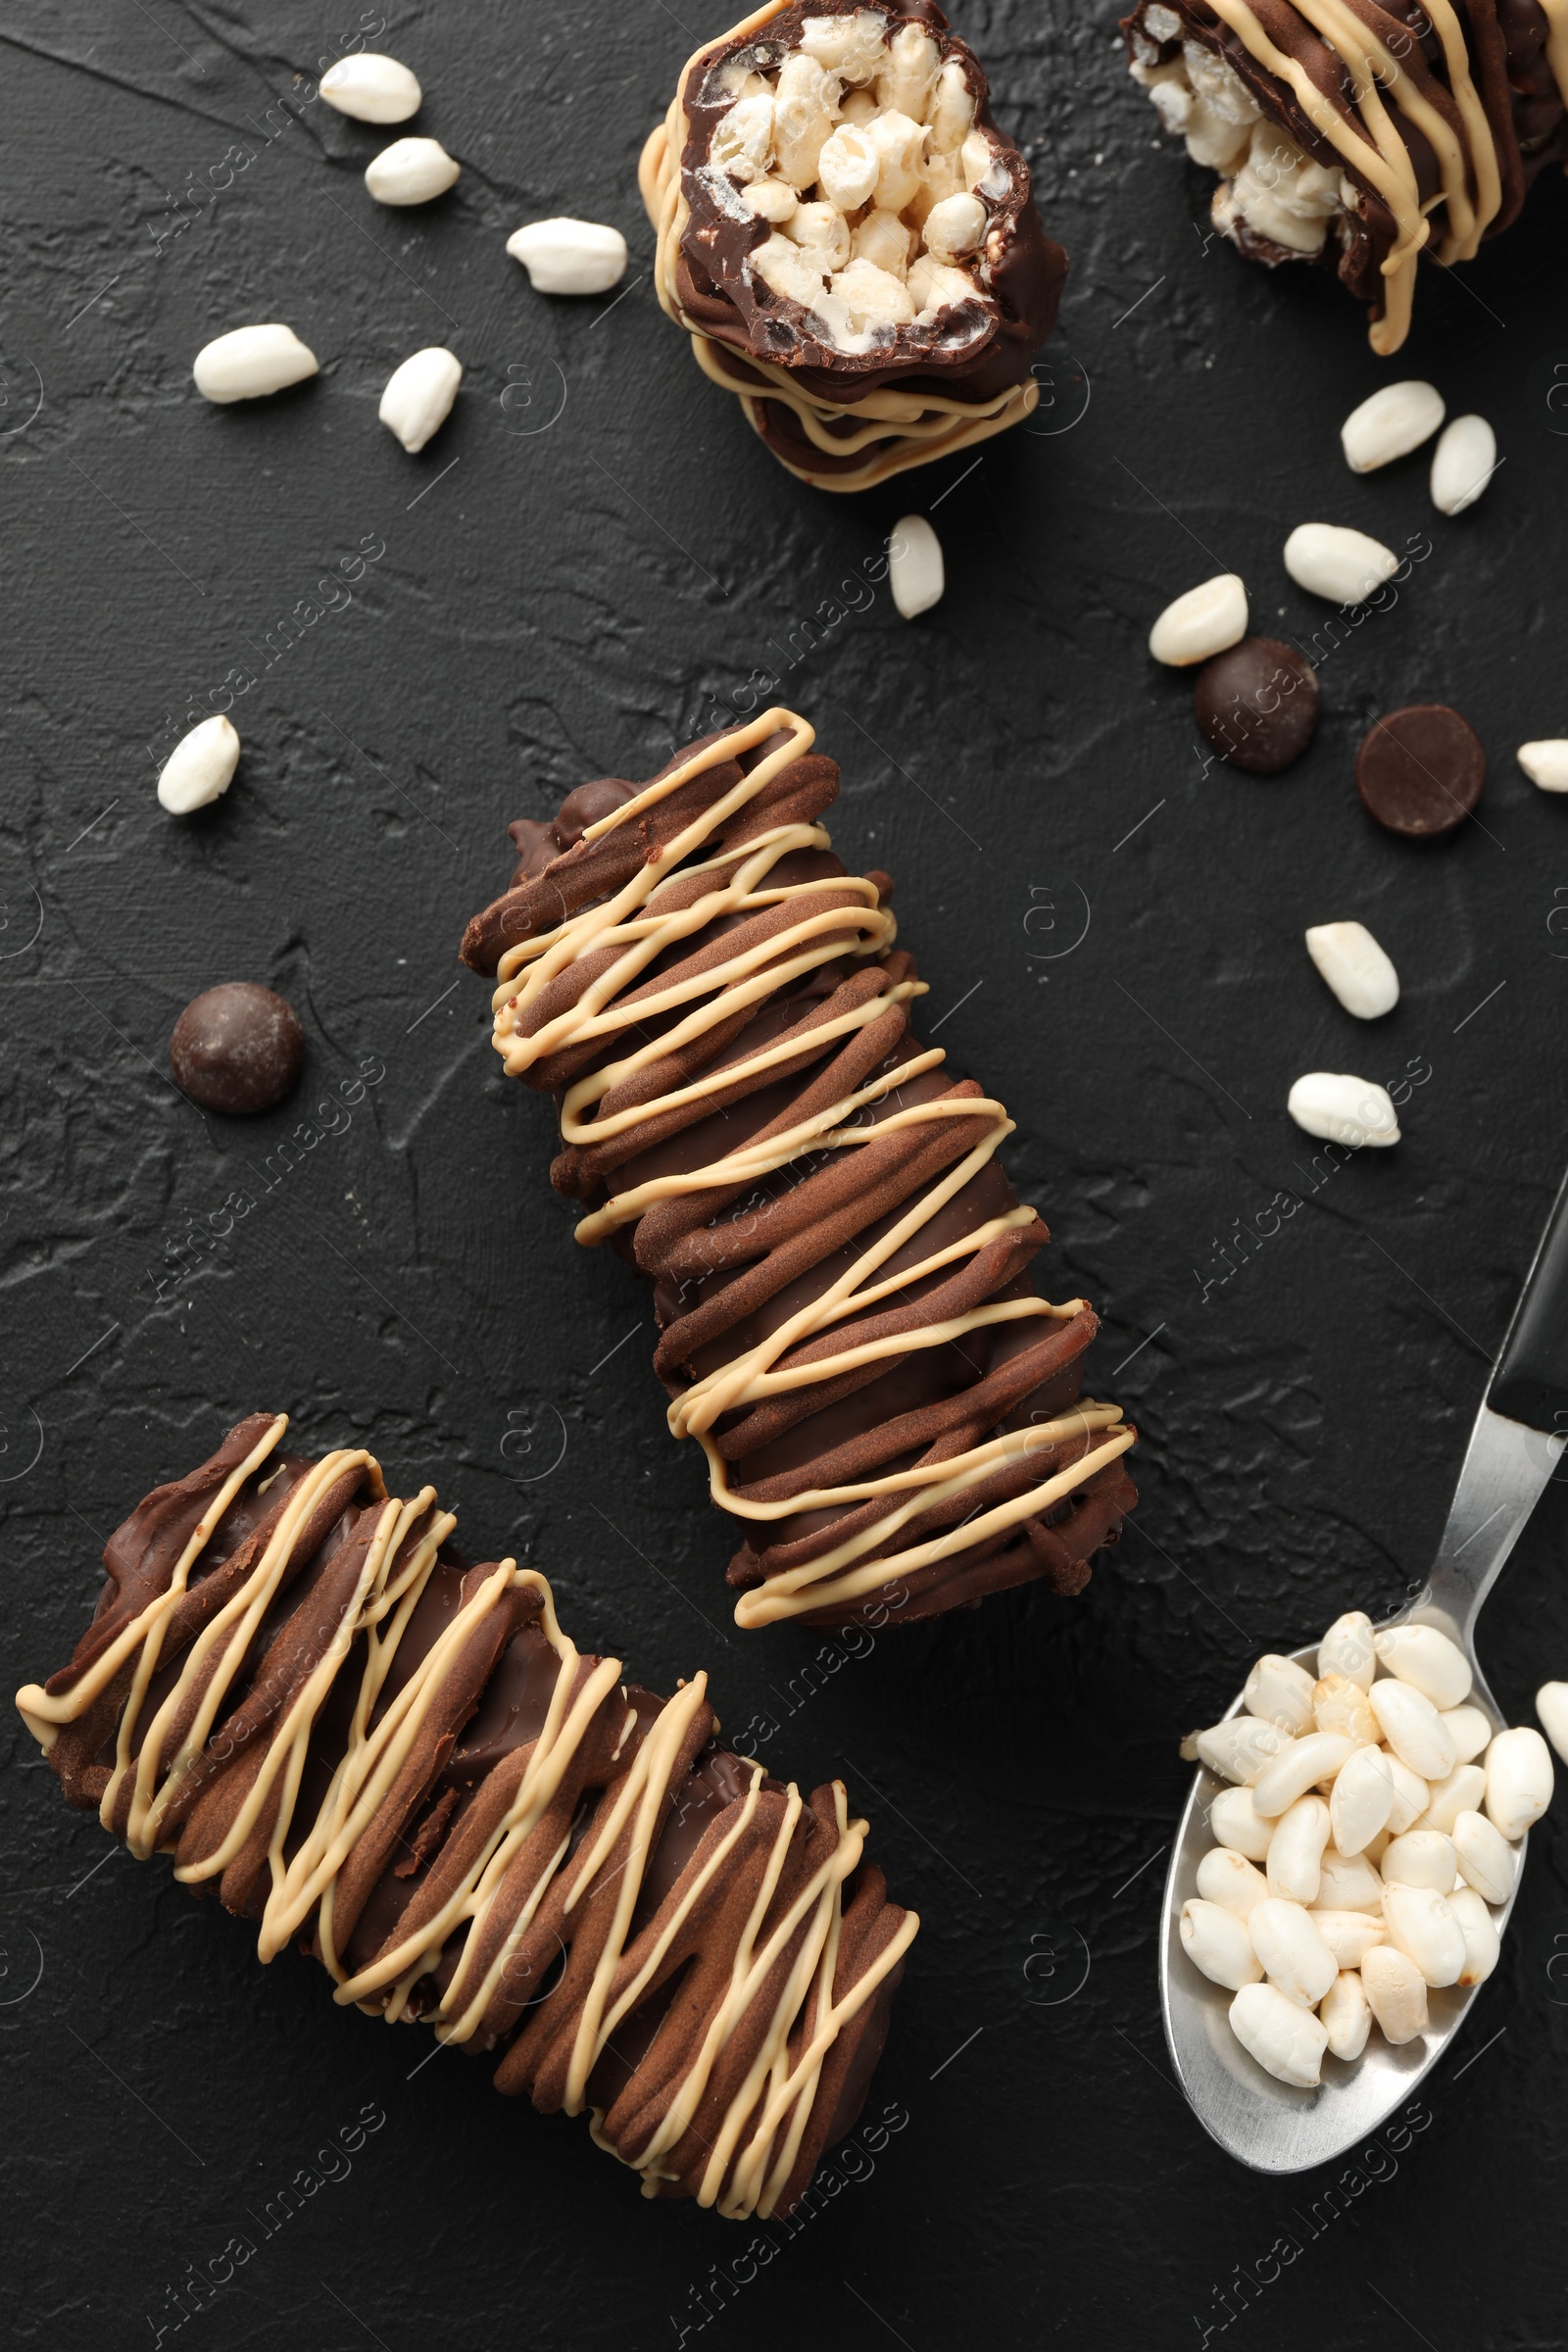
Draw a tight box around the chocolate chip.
[1355,703,1485,837]
[170,984,305,1114]
[1194,637,1321,774]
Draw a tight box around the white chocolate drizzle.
[489,708,1134,1628]
[1542,0,1568,110]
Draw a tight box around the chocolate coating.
[170,983,304,1114]
[1195,637,1321,774]
[22,1419,912,2220]
[1356,704,1486,838]
[462,720,1137,1629]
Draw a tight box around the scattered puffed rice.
[1303,921,1398,1020]
[1286,1071,1399,1149]
[193,323,318,404]
[379,347,463,453]
[1484,1726,1554,1839]
[1283,523,1398,605]
[888,515,944,619]
[1340,380,1444,473]
[366,136,460,206]
[1430,414,1496,515]
[1518,741,1568,793]
[507,218,628,295]
[157,716,240,813]
[1148,572,1248,666]
[1537,1683,1568,1763]
[318,53,422,122]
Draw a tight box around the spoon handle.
[1490,1166,1568,1436]
[1423,1407,1561,1640]
[1422,1170,1568,1639]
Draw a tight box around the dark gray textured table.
[3,4,1566,2347]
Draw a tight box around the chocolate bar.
[1122,0,1568,353]
[461,710,1138,1632]
[15,1414,915,2219]
[638,0,1066,488]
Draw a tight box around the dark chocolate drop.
[1355,704,1485,837]
[170,983,305,1115]
[1194,637,1321,775]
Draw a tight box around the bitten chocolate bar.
[639,0,1066,487]
[462,708,1138,1632]
[1122,0,1568,353]
[15,1415,915,2220]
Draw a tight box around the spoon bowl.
[1157,1169,1568,2171]
[1160,1625,1523,2173]
[1159,1397,1562,2172]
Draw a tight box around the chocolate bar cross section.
[1122,0,1568,353]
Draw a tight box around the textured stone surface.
[2,3,1566,2347]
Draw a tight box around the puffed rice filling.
[703,12,1011,355]
[1128,31,1357,259]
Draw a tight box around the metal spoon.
[1159,1173,1568,2172]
